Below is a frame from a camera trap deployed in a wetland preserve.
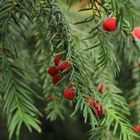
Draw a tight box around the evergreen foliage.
[0,0,140,140]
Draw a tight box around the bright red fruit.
[97,105,104,117]
[93,102,104,117]
[54,55,62,65]
[98,84,103,94]
[58,61,71,72]
[103,17,117,32]
[86,98,95,107]
[52,74,62,85]
[48,66,59,77]
[133,125,140,134]
[63,69,71,74]
[133,27,140,40]
[91,98,96,106]
[64,85,76,100]
[138,63,140,68]
[86,97,91,103]
[86,98,104,118]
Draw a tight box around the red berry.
[138,63,140,68]
[98,84,103,94]
[64,86,76,100]
[63,69,71,74]
[91,98,96,106]
[97,105,104,117]
[133,27,140,40]
[87,98,104,118]
[48,66,59,77]
[103,17,117,32]
[133,125,140,134]
[94,102,98,110]
[86,97,91,103]
[58,61,71,72]
[54,55,62,65]
[52,74,62,85]
[93,102,104,117]
[86,98,95,107]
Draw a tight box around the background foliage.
[0,0,140,140]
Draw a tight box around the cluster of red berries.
[133,125,140,134]
[48,55,72,85]
[48,55,76,100]
[98,83,140,130]
[86,97,104,118]
[103,17,140,68]
[103,17,140,41]
[85,84,104,118]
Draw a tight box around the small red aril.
[86,97,91,103]
[93,102,104,118]
[63,69,71,74]
[58,61,71,72]
[133,125,140,134]
[133,27,140,40]
[97,104,104,117]
[103,17,117,32]
[48,66,59,77]
[98,84,103,94]
[64,85,76,100]
[86,98,95,107]
[54,55,62,65]
[52,74,62,85]
[91,98,96,107]
[86,98,104,118]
